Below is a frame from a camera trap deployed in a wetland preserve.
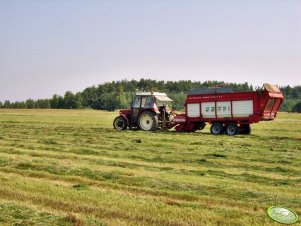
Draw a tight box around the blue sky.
[0,0,300,101]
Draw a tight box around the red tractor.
[113,92,174,131]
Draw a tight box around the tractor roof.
[136,91,167,96]
[135,92,173,101]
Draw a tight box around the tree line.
[0,79,300,112]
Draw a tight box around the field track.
[0,109,300,226]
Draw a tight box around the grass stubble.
[0,109,300,225]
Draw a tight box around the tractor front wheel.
[138,111,158,131]
[113,116,127,130]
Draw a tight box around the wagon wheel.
[138,111,158,131]
[225,123,239,135]
[113,116,127,130]
[210,122,223,135]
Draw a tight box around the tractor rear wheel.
[113,116,127,130]
[225,123,239,135]
[210,122,223,135]
[138,111,158,131]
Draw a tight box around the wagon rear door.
[262,84,284,120]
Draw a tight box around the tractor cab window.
[141,96,154,108]
[132,96,141,108]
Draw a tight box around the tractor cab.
[114,92,173,131]
[131,92,172,113]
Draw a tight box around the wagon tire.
[210,122,224,135]
[113,116,127,131]
[225,123,239,135]
[138,111,158,131]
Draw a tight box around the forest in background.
[0,79,300,112]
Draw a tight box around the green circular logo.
[267,207,298,224]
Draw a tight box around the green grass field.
[0,109,300,226]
